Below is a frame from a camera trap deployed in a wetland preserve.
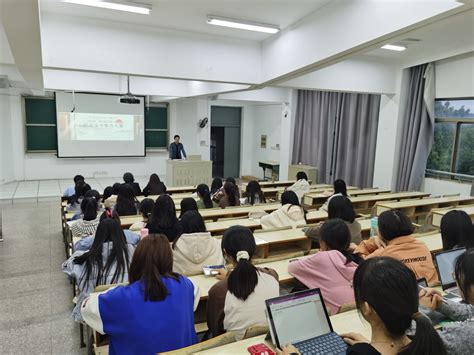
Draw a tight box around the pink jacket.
[288,250,358,315]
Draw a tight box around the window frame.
[426,97,474,182]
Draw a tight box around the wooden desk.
[431,205,474,228]
[243,180,298,188]
[206,218,262,235]
[415,232,443,252]
[259,161,280,181]
[376,196,474,217]
[195,309,370,354]
[199,203,281,222]
[349,191,430,212]
[254,229,311,258]
[303,188,391,206]
[166,186,198,194]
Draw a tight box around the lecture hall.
[0,0,473,354]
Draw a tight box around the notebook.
[265,288,347,355]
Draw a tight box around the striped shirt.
[70,217,100,239]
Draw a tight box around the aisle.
[0,202,84,354]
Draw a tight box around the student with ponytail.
[341,257,446,355]
[196,184,217,209]
[70,197,100,239]
[288,218,362,315]
[206,226,279,339]
[218,181,240,208]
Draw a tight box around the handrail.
[425,169,474,183]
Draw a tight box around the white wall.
[435,52,474,98]
[422,178,472,196]
[0,94,14,184]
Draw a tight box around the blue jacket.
[81,277,199,355]
[169,142,187,159]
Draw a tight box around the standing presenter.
[169,134,187,160]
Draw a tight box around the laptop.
[265,288,347,355]
[434,247,466,299]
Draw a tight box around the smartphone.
[202,265,225,276]
[247,343,275,355]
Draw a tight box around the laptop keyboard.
[294,332,347,355]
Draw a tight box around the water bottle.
[370,217,378,237]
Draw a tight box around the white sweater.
[172,232,225,275]
[287,179,311,201]
[260,204,306,230]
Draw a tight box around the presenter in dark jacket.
[169,135,187,160]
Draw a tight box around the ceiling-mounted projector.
[120,76,140,104]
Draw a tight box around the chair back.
[160,332,236,354]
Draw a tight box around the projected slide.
[56,92,145,158]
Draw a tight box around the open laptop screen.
[266,289,331,347]
[434,247,466,289]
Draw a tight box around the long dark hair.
[81,197,98,221]
[102,186,113,202]
[378,210,414,241]
[246,180,266,205]
[281,190,300,206]
[455,248,474,303]
[353,257,446,355]
[328,196,356,223]
[149,194,179,229]
[440,210,474,251]
[333,179,347,196]
[196,184,213,208]
[70,181,91,204]
[74,218,131,287]
[129,234,180,302]
[296,171,308,181]
[320,219,362,264]
[111,183,121,195]
[138,198,154,220]
[179,198,198,218]
[115,184,138,216]
[223,182,238,206]
[222,226,258,301]
[211,178,223,195]
[149,173,161,184]
[173,210,207,249]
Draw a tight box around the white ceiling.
[361,9,474,66]
[40,0,333,41]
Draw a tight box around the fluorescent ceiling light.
[62,0,151,15]
[381,44,407,51]
[207,15,279,34]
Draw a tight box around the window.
[427,99,474,179]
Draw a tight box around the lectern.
[166,158,212,187]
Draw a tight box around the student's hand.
[373,235,387,249]
[340,332,370,346]
[419,287,443,298]
[348,243,358,252]
[276,344,300,355]
[419,288,443,311]
[214,268,228,281]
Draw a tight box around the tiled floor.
[0,202,86,354]
[0,176,153,205]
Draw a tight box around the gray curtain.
[292,90,381,187]
[395,63,435,191]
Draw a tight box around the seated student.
[242,180,266,206]
[129,198,154,232]
[206,226,279,340]
[260,191,306,230]
[354,209,438,284]
[102,186,113,205]
[419,249,474,354]
[123,172,141,196]
[179,198,199,219]
[67,182,91,212]
[81,234,199,354]
[319,179,349,212]
[146,194,182,242]
[70,197,101,239]
[142,173,166,197]
[305,195,362,244]
[63,174,84,197]
[71,189,102,221]
[440,210,474,251]
[196,184,218,209]
[210,177,223,197]
[114,184,138,217]
[62,218,134,322]
[104,183,121,209]
[218,182,241,208]
[213,177,240,202]
[279,258,447,355]
[172,211,225,275]
[287,171,311,201]
[75,209,140,251]
[288,219,362,315]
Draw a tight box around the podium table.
[166,159,212,187]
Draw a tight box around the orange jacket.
[355,235,439,284]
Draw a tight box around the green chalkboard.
[25,98,56,124]
[145,131,168,148]
[26,126,58,151]
[145,106,167,129]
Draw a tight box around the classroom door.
[211,106,241,178]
